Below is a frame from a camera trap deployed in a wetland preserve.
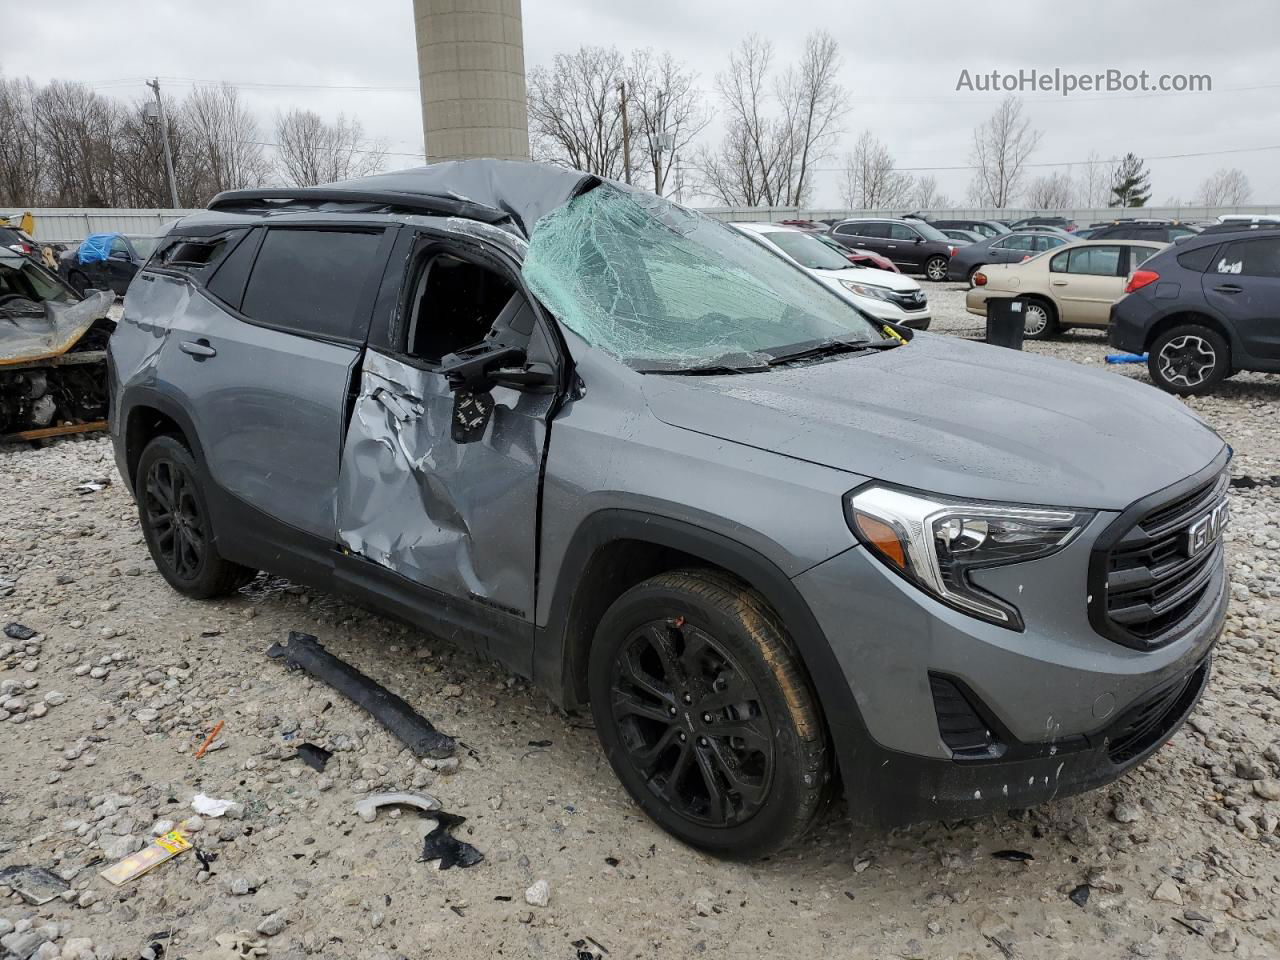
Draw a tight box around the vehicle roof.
[206,158,599,240]
[729,221,804,234]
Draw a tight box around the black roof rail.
[206,187,511,225]
[1198,221,1280,236]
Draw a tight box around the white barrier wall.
[7,204,1279,244]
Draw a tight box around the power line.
[812,143,1280,174]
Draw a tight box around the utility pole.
[617,80,632,185]
[146,78,180,208]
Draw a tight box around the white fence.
[6,208,202,244]
[9,203,1280,244]
[700,204,1280,224]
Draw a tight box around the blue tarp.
[78,233,116,265]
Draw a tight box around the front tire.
[588,569,831,859]
[135,435,254,599]
[1148,324,1230,395]
[924,256,948,282]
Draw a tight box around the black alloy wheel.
[609,616,775,828]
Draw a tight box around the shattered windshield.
[0,251,74,304]
[522,187,884,369]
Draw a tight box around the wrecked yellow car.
[1,246,115,441]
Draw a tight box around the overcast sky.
[4,0,1279,208]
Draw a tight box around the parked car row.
[827,218,958,281]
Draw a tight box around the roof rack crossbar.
[206,188,510,225]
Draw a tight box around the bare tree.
[697,35,784,206]
[0,77,40,206]
[184,85,271,199]
[32,81,123,206]
[112,95,195,207]
[909,175,951,210]
[274,109,385,187]
[1196,167,1253,206]
[1076,150,1115,208]
[627,49,710,195]
[839,131,912,209]
[698,32,846,207]
[1024,169,1075,209]
[776,30,846,205]
[966,95,1042,207]
[527,46,630,179]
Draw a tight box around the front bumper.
[792,509,1225,826]
[854,296,931,329]
[846,655,1210,827]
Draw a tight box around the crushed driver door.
[334,247,558,631]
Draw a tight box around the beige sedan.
[965,240,1165,339]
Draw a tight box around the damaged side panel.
[335,348,551,621]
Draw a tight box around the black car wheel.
[924,256,948,282]
[589,569,830,859]
[136,435,254,598]
[1148,324,1230,395]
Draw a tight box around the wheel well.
[1021,293,1057,320]
[1143,311,1231,355]
[560,539,734,706]
[124,406,189,490]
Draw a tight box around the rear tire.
[1148,324,1230,395]
[588,569,831,859]
[1021,298,1059,340]
[135,435,254,599]
[924,256,948,282]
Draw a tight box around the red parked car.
[816,233,900,273]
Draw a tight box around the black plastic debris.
[1230,475,1280,489]
[267,632,455,759]
[194,848,218,876]
[3,622,37,641]
[291,742,333,772]
[991,849,1034,862]
[528,739,553,748]
[1069,884,1090,908]
[573,935,610,958]
[418,812,484,870]
[0,864,68,904]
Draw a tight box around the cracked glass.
[522,187,885,368]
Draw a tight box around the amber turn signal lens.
[853,512,907,571]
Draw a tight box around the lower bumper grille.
[1107,658,1209,765]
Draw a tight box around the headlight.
[846,485,1093,630]
[839,279,895,301]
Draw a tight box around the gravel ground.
[1,288,1278,960]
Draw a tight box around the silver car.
[109,160,1227,858]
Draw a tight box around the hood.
[640,333,1224,509]
[810,266,918,292]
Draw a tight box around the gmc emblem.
[1185,500,1229,557]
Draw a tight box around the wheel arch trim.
[533,508,871,778]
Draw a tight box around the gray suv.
[109,160,1228,859]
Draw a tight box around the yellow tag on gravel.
[100,830,192,885]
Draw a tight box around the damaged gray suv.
[110,160,1228,858]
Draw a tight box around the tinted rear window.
[240,228,385,341]
[1176,244,1219,273]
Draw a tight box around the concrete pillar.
[414,0,530,162]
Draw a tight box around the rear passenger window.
[1177,245,1219,273]
[1214,237,1280,278]
[240,228,385,342]
[1064,246,1123,276]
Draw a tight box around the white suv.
[731,222,931,329]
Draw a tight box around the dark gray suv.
[110,160,1228,858]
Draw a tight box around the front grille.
[1107,659,1208,765]
[1098,469,1227,648]
[888,290,928,311]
